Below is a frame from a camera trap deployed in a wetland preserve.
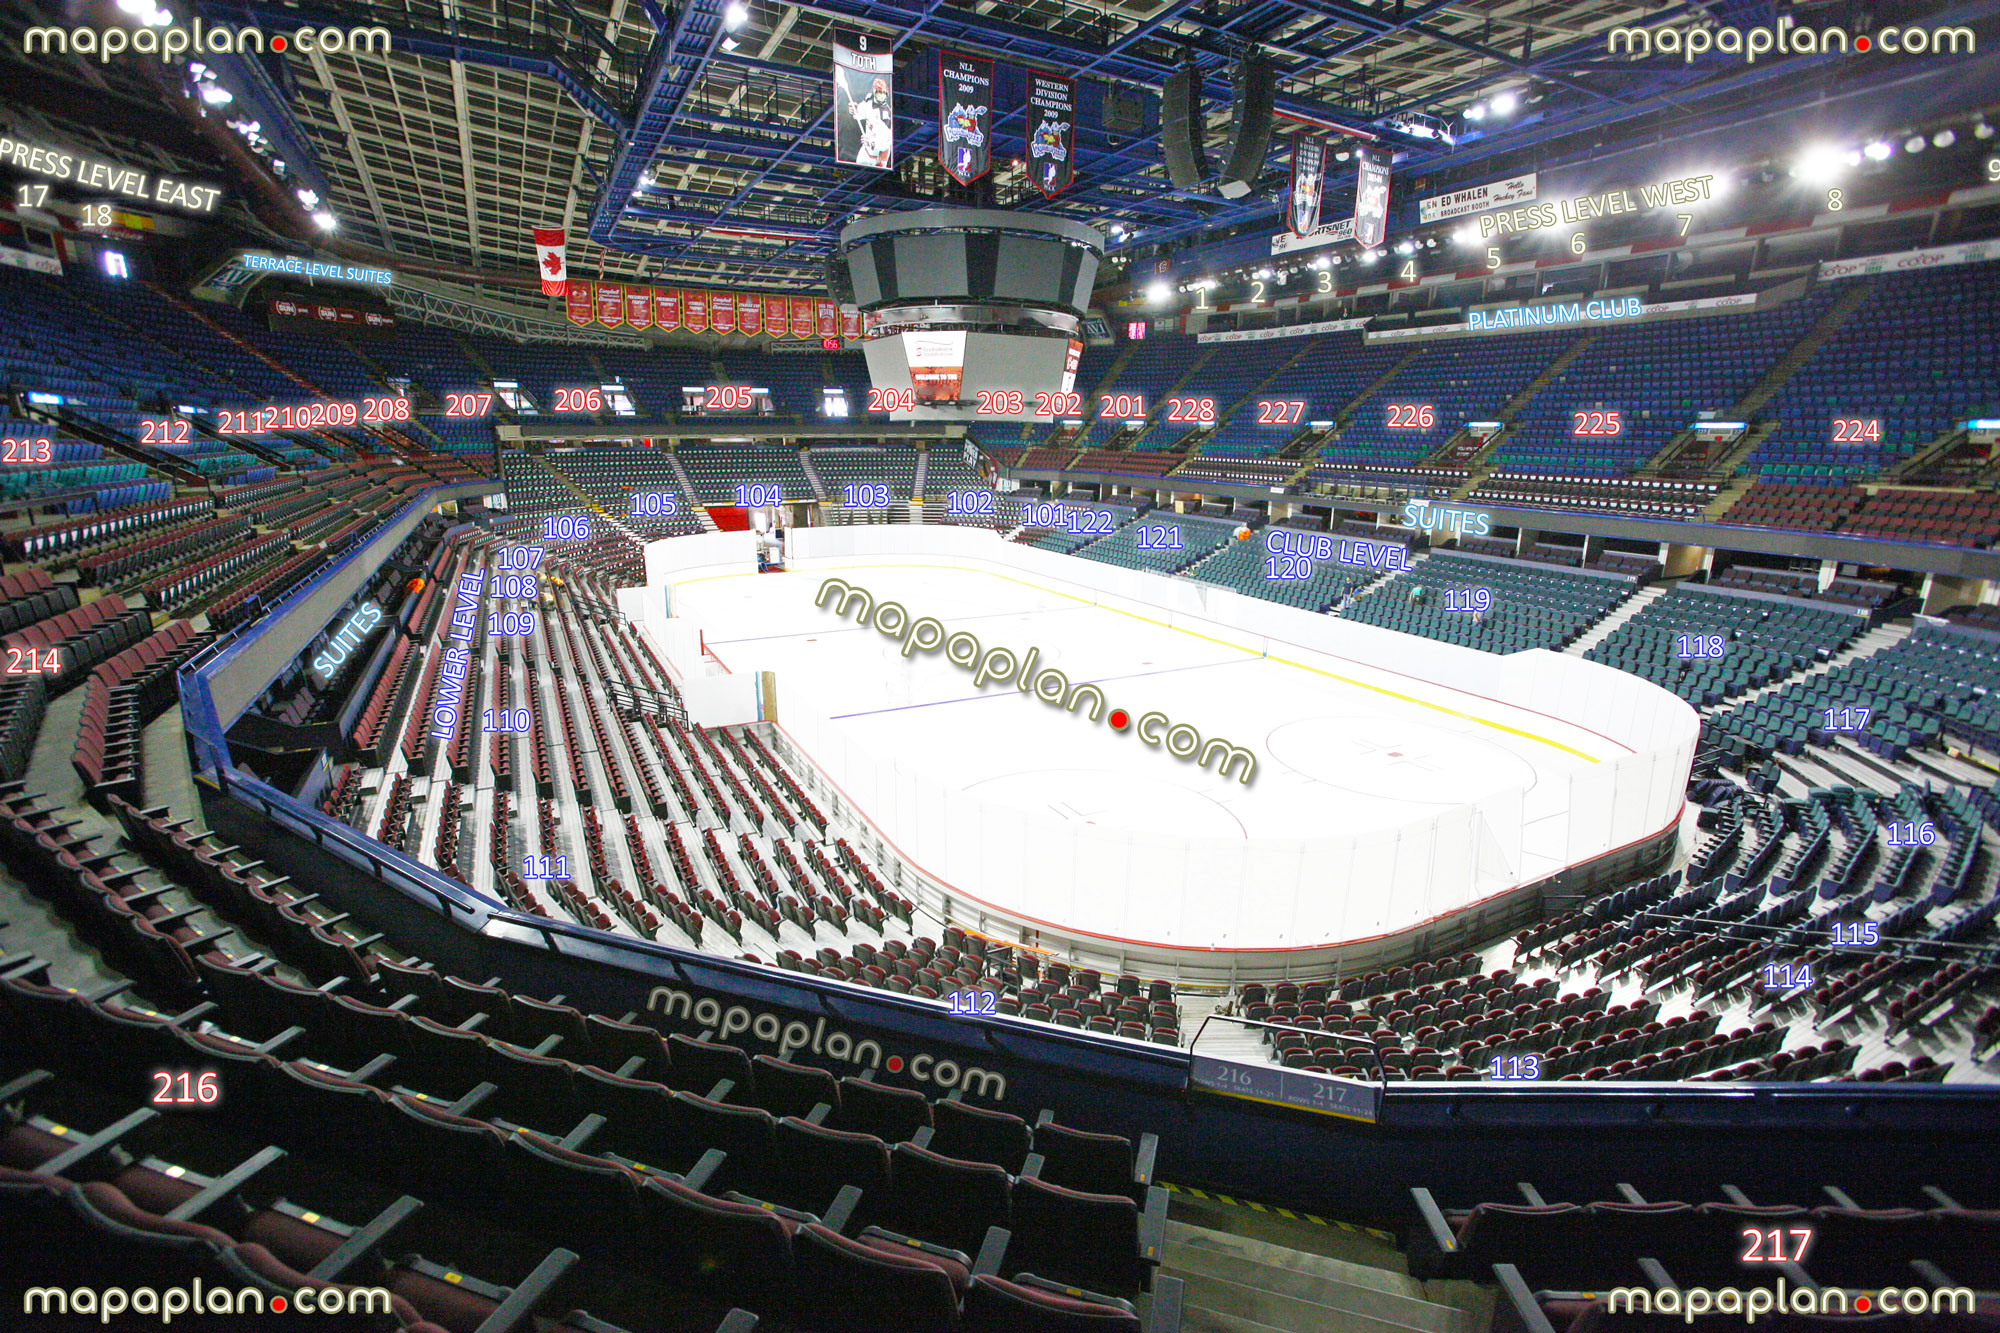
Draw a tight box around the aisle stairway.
[1164,1204,1486,1333]
[1564,585,1668,658]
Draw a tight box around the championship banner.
[1417,172,1537,224]
[532,226,567,296]
[816,299,837,338]
[833,32,895,169]
[596,281,625,328]
[840,308,862,339]
[711,292,737,336]
[566,280,594,326]
[739,294,763,337]
[791,296,815,338]
[656,288,681,331]
[1289,136,1325,238]
[1354,156,1391,250]
[765,294,790,338]
[685,290,710,334]
[625,286,653,330]
[938,51,992,185]
[1026,73,1074,198]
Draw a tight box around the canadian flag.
[533,227,567,295]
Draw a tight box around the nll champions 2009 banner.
[834,32,895,170]
[938,52,992,185]
[1290,136,1325,237]
[1026,72,1074,198]
[1354,155,1391,249]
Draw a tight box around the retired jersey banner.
[655,288,681,331]
[840,307,862,339]
[817,300,837,338]
[626,286,654,330]
[764,294,790,337]
[685,290,710,334]
[833,32,894,169]
[938,52,992,185]
[596,281,625,328]
[1354,155,1391,250]
[566,280,594,326]
[1026,73,1075,198]
[791,296,815,338]
[738,294,763,337]
[1290,136,1326,238]
[711,292,737,336]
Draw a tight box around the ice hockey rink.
[638,526,1697,955]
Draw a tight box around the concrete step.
[1566,585,1667,657]
[1163,1221,1468,1333]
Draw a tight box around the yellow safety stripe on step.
[1159,1181,1396,1242]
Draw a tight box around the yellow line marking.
[675,560,1603,761]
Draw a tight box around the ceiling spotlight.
[1791,143,1843,183]
[1490,90,1517,115]
[311,210,337,231]
[1310,256,1331,271]
[722,1,750,30]
[1465,102,1487,121]
[1933,129,1956,148]
[1457,227,1479,247]
[1864,140,1893,160]
[1361,249,1380,263]
[198,83,232,105]
[1334,150,1351,162]
[295,187,320,207]
[1145,280,1171,305]
[1843,149,1863,167]
[1976,122,1995,140]
[1395,240,1415,255]
[1904,135,1926,153]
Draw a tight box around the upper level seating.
[678,446,813,503]
[1154,338,1298,454]
[1583,585,1864,706]
[1339,554,1631,653]
[1751,265,2000,478]
[1495,295,1833,476]
[1333,330,1574,468]
[1066,448,1180,476]
[1720,481,1863,531]
[1070,335,1202,449]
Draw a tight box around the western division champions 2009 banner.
[938,52,993,185]
[1026,73,1074,198]
[834,31,895,170]
[1290,136,1325,238]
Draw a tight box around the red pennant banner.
[816,300,837,338]
[791,296,814,338]
[566,280,594,326]
[655,289,680,331]
[626,286,653,330]
[711,292,737,335]
[739,294,763,337]
[596,282,625,328]
[684,290,710,333]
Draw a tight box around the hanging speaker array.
[1217,56,1277,199]
[1162,53,1278,197]
[1160,58,1209,189]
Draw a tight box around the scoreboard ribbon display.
[1027,73,1074,198]
[938,52,993,185]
